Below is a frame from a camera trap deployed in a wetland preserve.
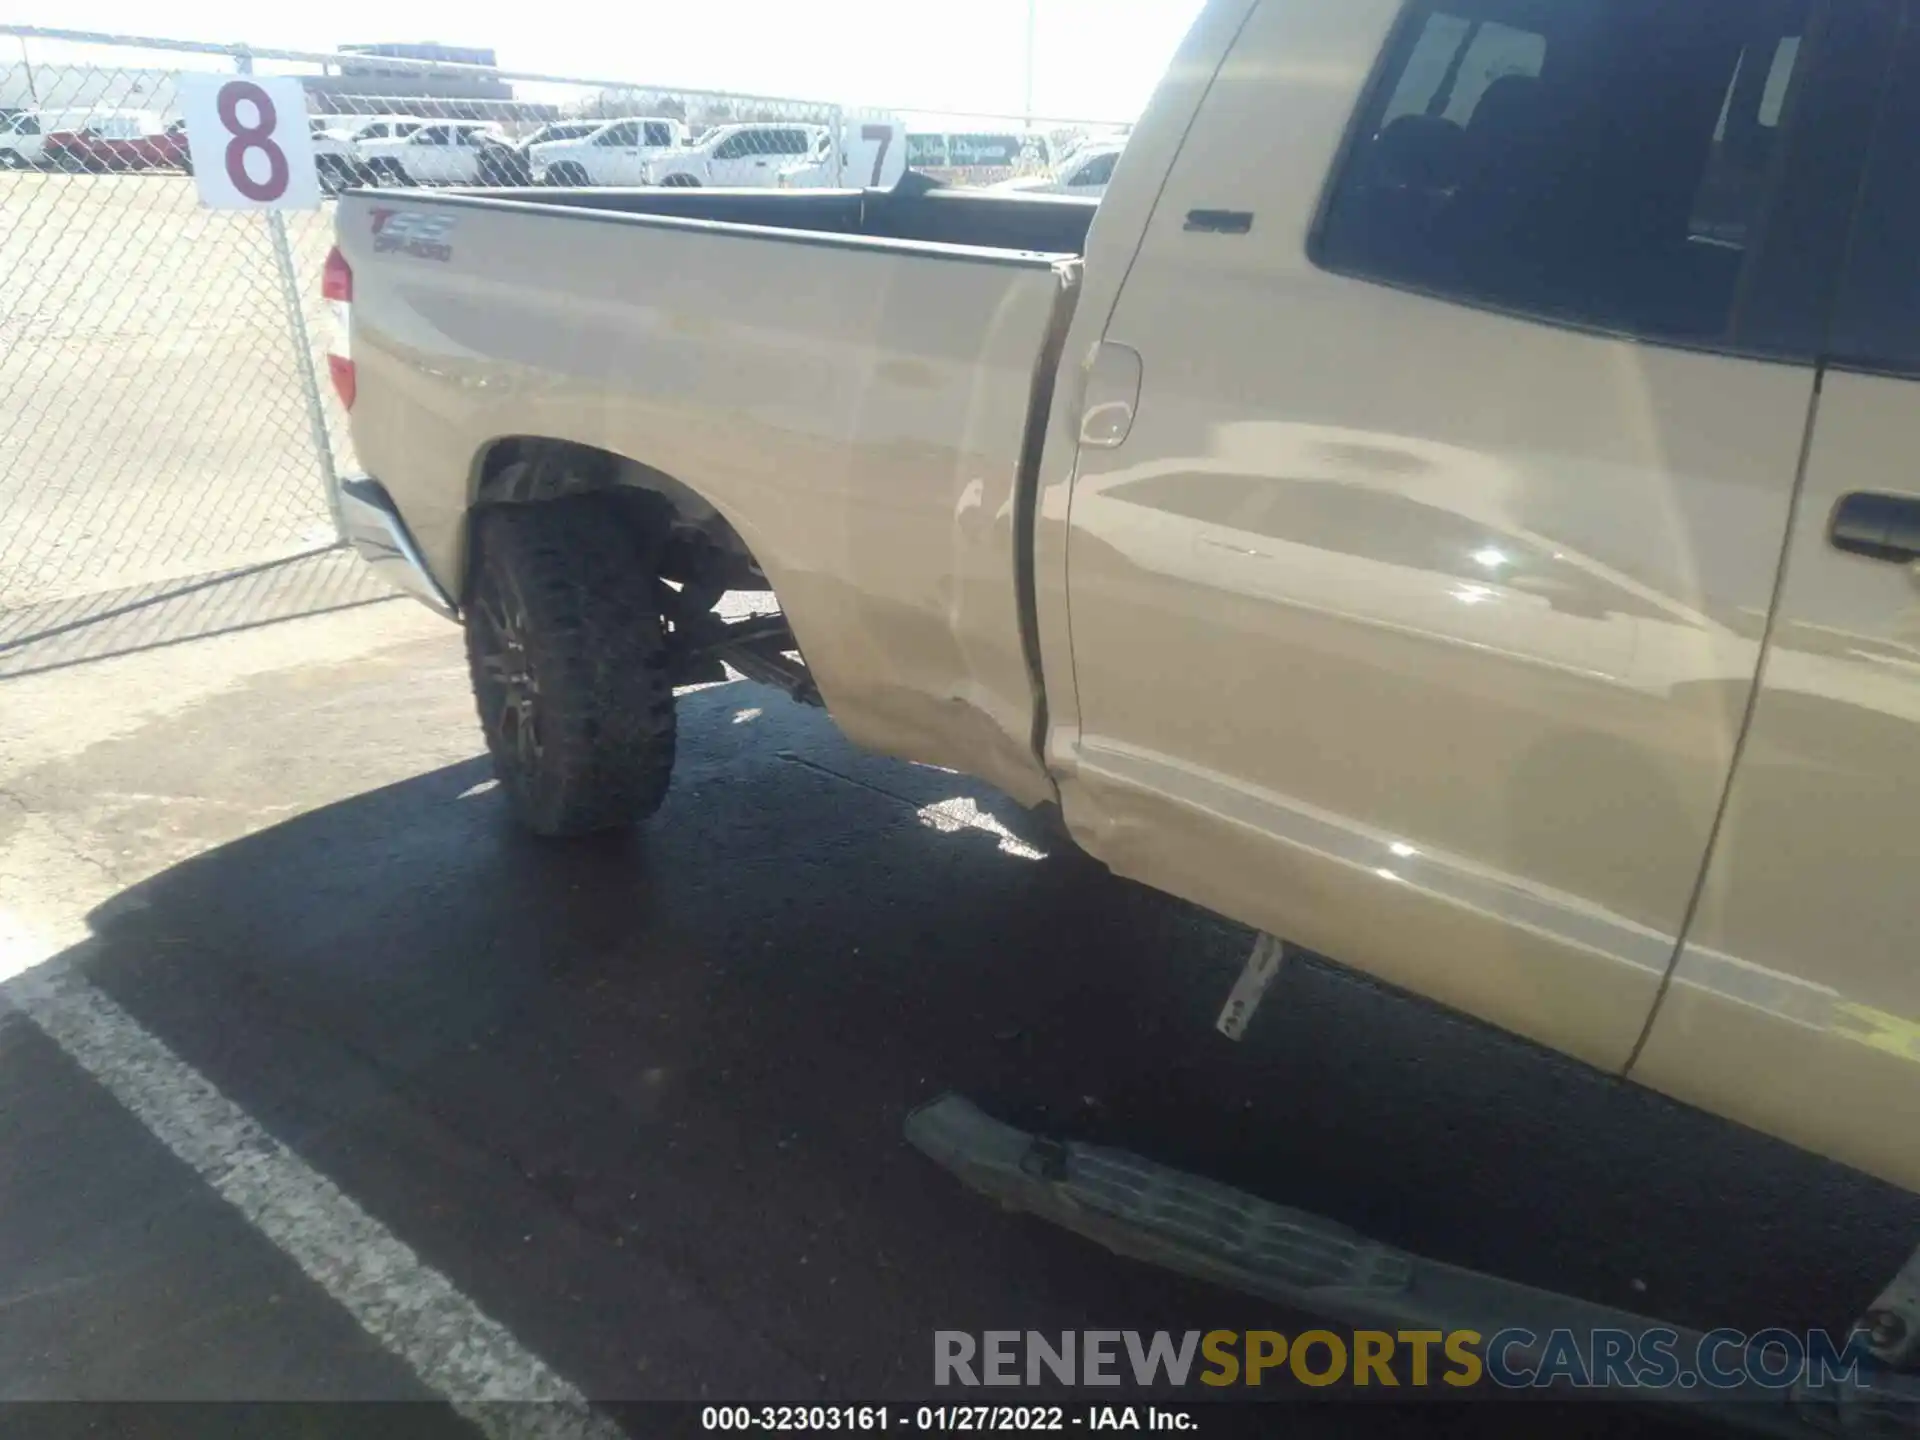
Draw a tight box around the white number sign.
[178,74,321,210]
[846,119,907,188]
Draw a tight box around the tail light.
[322,245,355,410]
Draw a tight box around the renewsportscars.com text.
[934,1327,1889,1393]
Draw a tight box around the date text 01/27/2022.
[700,1406,1197,1432]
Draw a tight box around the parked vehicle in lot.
[359,120,511,186]
[528,117,686,186]
[904,130,1050,186]
[340,115,425,152]
[0,110,53,167]
[990,140,1125,198]
[905,131,1028,170]
[642,121,824,186]
[307,116,373,190]
[332,0,1920,1375]
[156,116,193,171]
[310,114,426,187]
[44,111,173,172]
[514,120,606,152]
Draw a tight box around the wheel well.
[660,173,702,187]
[469,436,768,603]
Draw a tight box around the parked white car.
[644,123,826,188]
[989,141,1125,198]
[775,118,908,189]
[528,118,686,186]
[0,109,95,168]
[0,110,49,167]
[360,121,506,186]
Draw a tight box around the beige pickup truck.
[330,0,1920,1378]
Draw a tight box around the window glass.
[597,122,637,146]
[712,132,748,160]
[415,126,450,144]
[1830,14,1920,374]
[1316,0,1811,345]
[644,122,675,147]
[1382,17,1546,126]
[1073,151,1118,187]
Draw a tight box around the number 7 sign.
[178,74,322,210]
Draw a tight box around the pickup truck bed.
[339,184,1090,807]
[470,181,1101,256]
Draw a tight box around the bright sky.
[12,0,1204,120]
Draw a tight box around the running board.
[905,1094,1906,1434]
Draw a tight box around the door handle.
[1184,208,1253,234]
[1830,492,1920,563]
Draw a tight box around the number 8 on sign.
[178,73,320,211]
[219,82,289,202]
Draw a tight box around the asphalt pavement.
[1,590,1914,1436]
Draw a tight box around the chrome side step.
[909,1092,1412,1301]
[905,1095,1912,1434]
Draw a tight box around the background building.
[303,42,557,123]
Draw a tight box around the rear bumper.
[336,475,458,620]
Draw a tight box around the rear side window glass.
[1829,13,1920,376]
[1315,0,1812,347]
[1381,16,1546,126]
[644,122,674,146]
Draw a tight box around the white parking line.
[2,959,626,1440]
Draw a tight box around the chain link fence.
[0,26,1127,643]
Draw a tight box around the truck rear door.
[1633,0,1920,1194]
[1056,0,1883,1069]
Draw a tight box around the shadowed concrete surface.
[1,602,1914,1431]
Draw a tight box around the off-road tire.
[465,499,677,836]
[546,161,590,186]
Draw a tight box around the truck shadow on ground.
[44,680,1920,1404]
